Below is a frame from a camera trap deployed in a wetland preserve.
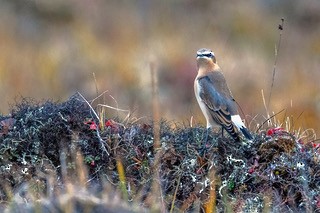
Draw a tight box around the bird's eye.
[203,53,213,58]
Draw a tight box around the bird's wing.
[197,75,240,139]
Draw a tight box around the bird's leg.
[201,127,211,156]
[221,127,224,138]
[205,127,211,143]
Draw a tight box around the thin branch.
[90,90,109,105]
[77,92,100,121]
[92,72,99,97]
[97,104,130,113]
[77,92,109,156]
[267,18,285,110]
[256,109,285,132]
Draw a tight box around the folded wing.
[197,75,241,141]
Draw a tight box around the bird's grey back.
[206,71,234,100]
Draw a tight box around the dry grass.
[1,94,320,212]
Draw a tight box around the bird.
[194,48,253,142]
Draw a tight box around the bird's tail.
[239,126,253,140]
[231,115,254,140]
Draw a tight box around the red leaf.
[267,127,285,136]
[105,119,115,127]
[313,143,320,149]
[316,196,320,208]
[84,121,98,130]
[105,119,121,133]
[248,167,255,174]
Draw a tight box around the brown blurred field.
[0,0,320,136]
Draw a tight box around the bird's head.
[196,48,216,67]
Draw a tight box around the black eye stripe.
[197,53,213,58]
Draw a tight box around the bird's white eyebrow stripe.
[197,50,213,55]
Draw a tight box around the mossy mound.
[0,94,319,212]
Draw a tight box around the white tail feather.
[231,115,246,130]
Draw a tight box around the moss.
[0,94,319,212]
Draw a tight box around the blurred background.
[0,0,320,136]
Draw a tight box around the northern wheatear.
[194,48,253,141]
